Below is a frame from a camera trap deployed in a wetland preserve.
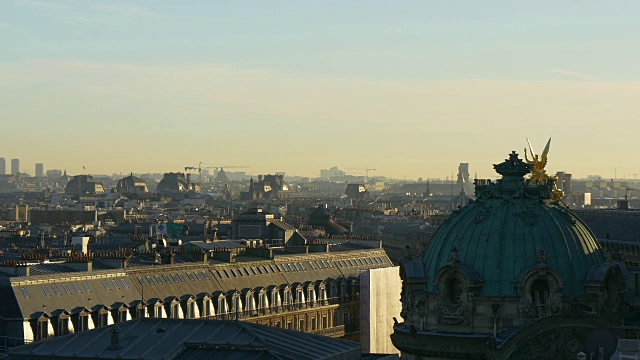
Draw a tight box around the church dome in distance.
[423,151,604,298]
[157,172,190,195]
[116,173,149,195]
[64,175,105,195]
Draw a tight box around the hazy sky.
[1,1,639,180]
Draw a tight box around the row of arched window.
[27,277,361,341]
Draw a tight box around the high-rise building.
[0,157,5,175]
[46,169,63,178]
[456,162,471,194]
[35,163,44,177]
[11,158,19,175]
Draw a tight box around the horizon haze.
[1,1,638,180]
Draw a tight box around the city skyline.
[0,155,637,182]
[1,1,639,179]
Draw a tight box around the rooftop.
[9,318,363,360]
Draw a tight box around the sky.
[1,1,639,180]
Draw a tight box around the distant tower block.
[11,158,19,175]
[0,158,5,175]
[35,163,44,178]
[555,171,572,195]
[457,163,471,191]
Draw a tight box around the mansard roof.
[3,248,392,322]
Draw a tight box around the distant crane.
[185,162,249,183]
[612,166,622,181]
[345,167,378,183]
[628,174,640,180]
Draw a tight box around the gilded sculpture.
[524,138,563,200]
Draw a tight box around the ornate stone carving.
[493,151,532,178]
[449,247,460,264]
[598,266,628,321]
[509,326,591,360]
[432,257,482,326]
[474,206,491,224]
[536,250,547,264]
[518,293,537,319]
[437,289,474,325]
[516,262,564,320]
[512,207,539,226]
[436,269,475,325]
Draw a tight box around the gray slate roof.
[9,318,362,360]
[3,249,392,322]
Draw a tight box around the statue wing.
[524,148,532,164]
[527,138,537,159]
[541,138,551,159]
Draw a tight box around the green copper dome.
[423,151,604,297]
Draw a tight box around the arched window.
[531,279,549,305]
[217,297,227,316]
[270,289,281,313]
[446,277,463,304]
[245,292,256,316]
[296,288,306,309]
[202,299,211,317]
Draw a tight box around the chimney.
[161,252,175,265]
[64,256,93,272]
[308,243,330,253]
[96,253,130,269]
[108,328,121,351]
[191,251,208,263]
[211,249,233,262]
[245,247,274,259]
[0,261,30,277]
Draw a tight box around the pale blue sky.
[1,1,639,179]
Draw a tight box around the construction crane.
[628,174,640,180]
[612,166,622,181]
[345,167,377,183]
[185,162,249,183]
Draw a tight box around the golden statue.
[524,138,563,200]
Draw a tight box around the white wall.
[360,266,402,354]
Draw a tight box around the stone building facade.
[0,248,392,345]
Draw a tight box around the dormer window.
[171,304,180,318]
[270,290,281,313]
[57,317,70,335]
[282,288,294,311]
[98,311,109,327]
[202,299,211,317]
[37,319,49,340]
[296,289,306,309]
[78,314,90,331]
[217,297,227,315]
[259,291,269,315]
[118,309,128,323]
